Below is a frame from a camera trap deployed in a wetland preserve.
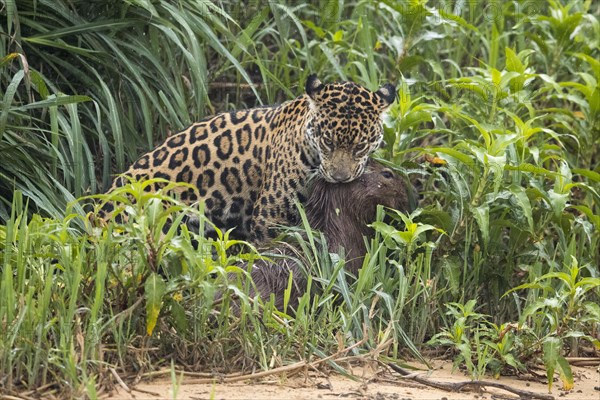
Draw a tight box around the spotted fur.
[106,75,396,242]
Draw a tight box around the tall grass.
[1,0,599,397]
[0,0,266,218]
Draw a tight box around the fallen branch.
[182,334,369,385]
[208,82,265,90]
[565,357,600,366]
[19,383,56,398]
[2,395,34,400]
[142,368,246,379]
[386,362,555,400]
[109,367,131,393]
[130,386,161,397]
[183,360,307,385]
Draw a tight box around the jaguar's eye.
[323,137,333,147]
[354,143,368,155]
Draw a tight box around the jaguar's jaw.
[319,163,362,184]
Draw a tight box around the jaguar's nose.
[331,170,352,182]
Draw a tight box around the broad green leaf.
[572,168,600,183]
[571,53,600,80]
[124,0,159,16]
[471,205,489,249]
[145,273,166,336]
[514,298,550,324]
[331,30,344,42]
[0,70,25,138]
[94,74,125,171]
[321,0,341,28]
[503,353,523,371]
[371,221,400,236]
[446,79,496,107]
[29,21,132,40]
[398,110,431,131]
[5,0,15,34]
[397,80,412,116]
[547,190,569,220]
[556,356,574,391]
[569,205,600,228]
[416,209,453,233]
[22,38,98,55]
[509,185,534,233]
[169,299,188,334]
[575,277,600,291]
[543,336,561,392]
[539,271,573,285]
[442,258,461,296]
[504,163,559,178]
[505,47,525,73]
[438,9,478,32]
[491,68,502,88]
[452,112,491,150]
[584,302,600,323]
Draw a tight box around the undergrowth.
[1,0,599,398]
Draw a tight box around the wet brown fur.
[305,160,410,274]
[239,160,413,311]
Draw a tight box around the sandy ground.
[107,360,600,400]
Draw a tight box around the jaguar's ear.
[305,74,324,99]
[375,83,397,107]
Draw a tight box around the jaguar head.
[305,74,396,183]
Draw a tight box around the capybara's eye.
[381,169,394,179]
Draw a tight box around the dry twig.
[181,334,369,385]
[386,362,555,400]
[109,367,131,393]
[564,357,600,366]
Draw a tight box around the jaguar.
[105,75,396,243]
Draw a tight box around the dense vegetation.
[1,0,598,398]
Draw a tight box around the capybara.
[228,160,413,311]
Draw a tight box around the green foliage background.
[0,0,599,397]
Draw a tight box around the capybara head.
[305,160,413,274]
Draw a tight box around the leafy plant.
[508,255,600,390]
[429,300,501,380]
[1,0,599,397]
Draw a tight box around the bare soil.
[107,360,600,400]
